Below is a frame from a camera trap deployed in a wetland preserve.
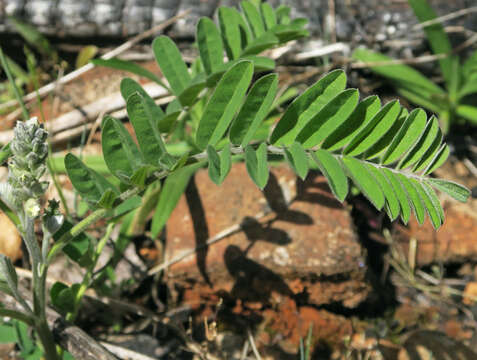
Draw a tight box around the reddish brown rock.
[164,163,368,310]
[392,197,477,266]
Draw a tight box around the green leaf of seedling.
[423,144,449,175]
[197,17,224,75]
[126,92,171,167]
[207,145,232,185]
[230,73,278,146]
[407,0,454,89]
[284,142,309,180]
[411,179,442,229]
[120,77,165,124]
[398,116,440,169]
[311,150,348,202]
[365,164,400,221]
[322,95,381,151]
[297,89,359,148]
[341,156,385,210]
[276,5,291,24]
[270,69,347,146]
[427,178,471,203]
[50,282,79,315]
[381,108,427,165]
[65,153,119,205]
[396,174,426,225]
[218,7,243,60]
[344,100,401,156]
[101,116,144,181]
[381,168,411,224]
[245,143,269,189]
[196,61,253,149]
[241,32,279,56]
[260,2,277,30]
[456,105,477,125]
[152,36,191,95]
[241,1,265,38]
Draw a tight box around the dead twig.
[412,6,477,31]
[0,10,190,113]
[0,82,168,144]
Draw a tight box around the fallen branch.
[0,10,190,113]
[0,82,168,144]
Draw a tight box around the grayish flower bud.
[8,118,49,209]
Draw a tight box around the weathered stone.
[164,163,368,310]
[392,197,477,266]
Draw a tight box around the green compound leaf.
[411,178,442,229]
[101,116,143,182]
[120,78,169,132]
[153,36,191,96]
[284,142,309,180]
[229,73,278,146]
[126,92,172,168]
[241,1,265,38]
[381,108,427,165]
[422,182,444,222]
[344,100,401,156]
[365,163,400,221]
[65,153,118,205]
[426,178,471,203]
[423,144,449,175]
[196,60,253,149]
[297,89,359,148]
[398,116,440,169]
[260,2,277,30]
[311,150,348,202]
[218,7,244,60]
[322,95,381,151]
[207,145,232,185]
[381,168,411,223]
[245,143,269,189]
[341,156,385,210]
[270,69,347,146]
[197,17,224,75]
[396,174,426,225]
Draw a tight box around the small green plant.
[0,1,471,359]
[353,0,477,133]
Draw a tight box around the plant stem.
[23,216,60,360]
[36,318,60,360]
[0,308,34,326]
[66,222,114,323]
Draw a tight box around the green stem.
[22,216,60,360]
[36,319,60,360]
[0,308,34,326]
[66,222,114,323]
[47,180,157,264]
